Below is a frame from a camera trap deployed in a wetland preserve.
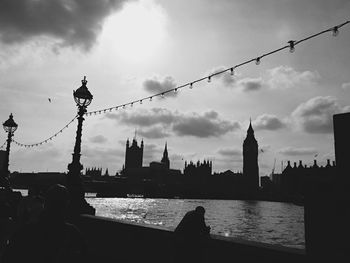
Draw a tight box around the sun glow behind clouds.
[101,0,168,63]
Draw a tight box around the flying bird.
[48,98,51,103]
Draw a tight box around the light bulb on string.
[161,93,165,98]
[230,67,235,76]
[174,88,178,94]
[255,57,261,65]
[130,102,133,107]
[208,76,211,83]
[189,83,193,89]
[288,40,295,53]
[332,26,339,37]
[140,100,143,104]
[149,97,153,102]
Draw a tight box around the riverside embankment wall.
[75,214,306,263]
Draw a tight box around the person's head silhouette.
[195,206,205,216]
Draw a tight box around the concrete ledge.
[75,214,305,263]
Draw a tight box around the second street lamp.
[1,113,18,190]
[67,76,95,215]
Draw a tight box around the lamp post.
[1,113,18,190]
[67,76,95,215]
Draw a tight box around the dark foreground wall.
[75,215,305,263]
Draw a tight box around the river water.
[86,197,305,249]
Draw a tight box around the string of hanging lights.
[12,115,77,148]
[84,20,349,116]
[10,20,349,148]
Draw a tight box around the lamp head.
[73,76,93,107]
[3,113,18,133]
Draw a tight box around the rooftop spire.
[247,118,254,134]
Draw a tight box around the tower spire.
[161,142,170,169]
[248,118,254,134]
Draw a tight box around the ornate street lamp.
[1,113,18,190]
[67,76,95,215]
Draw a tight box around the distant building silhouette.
[243,120,259,191]
[125,137,143,169]
[271,159,336,197]
[85,167,102,178]
[184,160,212,177]
[161,143,170,169]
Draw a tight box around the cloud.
[278,147,318,156]
[267,65,320,89]
[106,108,240,138]
[106,108,175,127]
[143,76,178,97]
[172,111,240,138]
[217,148,241,157]
[237,77,263,92]
[208,66,235,86]
[207,66,261,92]
[341,82,350,90]
[143,143,163,164]
[253,114,286,131]
[89,135,107,144]
[291,96,350,133]
[207,65,318,92]
[138,126,169,139]
[0,0,128,50]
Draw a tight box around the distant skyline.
[1,0,350,176]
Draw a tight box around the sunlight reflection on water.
[87,198,304,249]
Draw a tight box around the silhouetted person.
[2,184,86,263]
[174,206,210,263]
[0,202,14,258]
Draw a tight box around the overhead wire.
[9,20,349,148]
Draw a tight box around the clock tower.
[243,120,259,191]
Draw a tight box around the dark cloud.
[278,147,317,156]
[138,126,169,139]
[0,0,128,50]
[253,114,286,131]
[143,76,178,97]
[217,148,241,157]
[292,96,349,133]
[238,77,263,92]
[172,111,240,138]
[89,135,107,144]
[107,108,239,138]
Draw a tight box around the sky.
[0,0,349,176]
